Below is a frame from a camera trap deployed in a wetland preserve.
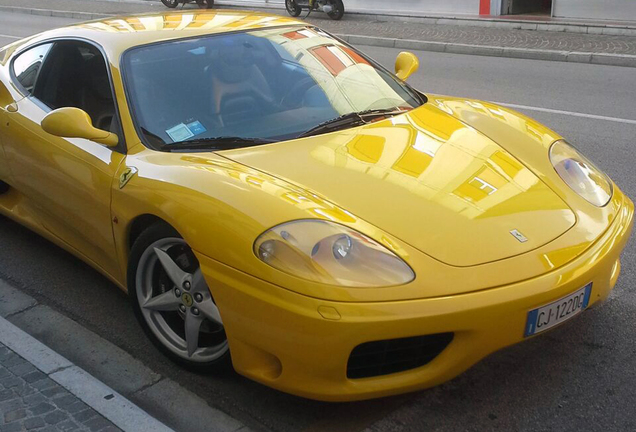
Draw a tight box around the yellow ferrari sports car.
[0,10,633,402]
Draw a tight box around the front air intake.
[347,333,454,379]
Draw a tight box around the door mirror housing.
[395,52,419,82]
[41,107,118,147]
[0,81,15,111]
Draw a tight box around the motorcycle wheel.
[161,0,179,8]
[196,0,214,8]
[285,0,302,17]
[327,0,345,20]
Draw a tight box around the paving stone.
[41,386,67,398]
[56,419,81,431]
[22,371,46,384]
[72,409,98,423]
[0,398,23,413]
[0,390,15,402]
[12,383,36,397]
[23,416,46,430]
[8,363,36,377]
[3,407,26,422]
[30,378,57,392]
[52,395,77,409]
[28,402,55,416]
[64,401,88,414]
[0,421,23,432]
[83,416,111,432]
[1,354,24,368]
[22,393,46,406]
[0,377,23,389]
[44,409,68,425]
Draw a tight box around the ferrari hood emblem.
[510,229,528,243]
[119,167,138,189]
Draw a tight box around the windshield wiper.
[297,112,366,139]
[358,107,411,117]
[297,108,410,139]
[160,136,275,152]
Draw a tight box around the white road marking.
[0,33,21,40]
[495,102,636,126]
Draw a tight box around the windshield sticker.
[186,121,207,136]
[166,123,195,143]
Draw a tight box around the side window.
[12,43,53,94]
[33,41,119,133]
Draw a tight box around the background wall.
[553,0,636,21]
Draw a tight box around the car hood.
[221,103,576,267]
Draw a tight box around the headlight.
[549,140,613,207]
[254,220,415,288]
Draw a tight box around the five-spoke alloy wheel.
[129,224,231,371]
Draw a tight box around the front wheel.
[161,0,180,8]
[327,0,345,20]
[286,0,302,17]
[128,223,231,372]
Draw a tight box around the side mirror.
[0,81,16,111]
[41,107,118,147]
[395,52,419,82]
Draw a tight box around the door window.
[32,41,119,133]
[12,43,53,94]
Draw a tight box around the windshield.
[122,26,424,150]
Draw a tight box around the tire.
[0,181,8,194]
[161,0,179,8]
[128,223,231,372]
[196,0,214,8]
[286,0,302,17]
[327,0,345,20]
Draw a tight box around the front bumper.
[198,196,634,402]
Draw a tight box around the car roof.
[12,10,306,60]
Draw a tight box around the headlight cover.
[254,220,415,288]
[549,140,613,207]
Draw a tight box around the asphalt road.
[1,10,635,432]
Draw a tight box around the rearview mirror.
[41,107,118,147]
[395,52,419,82]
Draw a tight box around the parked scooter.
[286,0,345,20]
[161,0,214,8]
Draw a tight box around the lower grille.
[347,333,454,379]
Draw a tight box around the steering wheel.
[281,77,319,108]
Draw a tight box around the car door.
[2,39,126,279]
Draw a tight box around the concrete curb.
[0,5,110,20]
[1,5,635,68]
[0,281,248,432]
[0,314,174,432]
[339,34,636,68]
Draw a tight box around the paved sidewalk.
[0,343,121,432]
[1,0,636,66]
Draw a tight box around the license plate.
[524,283,592,337]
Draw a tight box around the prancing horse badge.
[510,229,528,243]
[119,167,138,189]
